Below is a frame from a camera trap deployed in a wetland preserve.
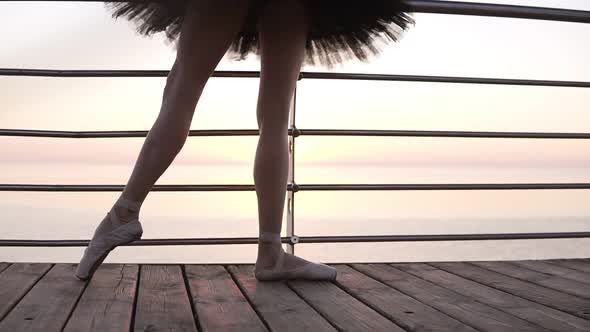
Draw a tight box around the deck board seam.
[511,259,590,275]
[502,260,590,288]
[129,264,141,332]
[332,264,410,331]
[180,264,203,332]
[541,260,590,273]
[434,262,589,321]
[60,265,91,331]
[0,263,54,322]
[0,263,11,274]
[464,261,590,301]
[347,263,484,332]
[224,264,271,332]
[401,262,555,331]
[283,280,343,332]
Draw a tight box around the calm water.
[1,0,589,265]
[1,163,589,263]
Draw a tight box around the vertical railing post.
[286,85,298,255]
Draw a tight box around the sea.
[1,163,588,264]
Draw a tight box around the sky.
[1,0,589,169]
[0,1,588,262]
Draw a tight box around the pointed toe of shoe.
[318,263,337,281]
[293,262,337,281]
[74,225,141,282]
[74,270,89,281]
[328,265,337,281]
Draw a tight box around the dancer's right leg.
[253,0,336,281]
[121,0,253,205]
[76,0,253,280]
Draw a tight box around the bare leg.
[253,0,336,280]
[253,0,308,236]
[76,0,253,280]
[112,0,253,221]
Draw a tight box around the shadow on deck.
[0,258,589,331]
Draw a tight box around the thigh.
[256,0,310,126]
[176,0,253,77]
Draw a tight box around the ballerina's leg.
[253,0,336,281]
[76,0,253,280]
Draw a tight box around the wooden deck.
[0,258,589,331]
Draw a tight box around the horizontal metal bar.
[0,129,258,138]
[0,238,262,247]
[296,184,590,191]
[4,1,589,24]
[2,68,589,87]
[297,129,590,139]
[0,68,256,78]
[299,232,590,243]
[300,73,590,88]
[1,183,589,192]
[404,0,590,24]
[2,128,590,139]
[1,232,588,247]
[0,184,255,192]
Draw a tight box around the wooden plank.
[472,261,590,299]
[134,265,197,332]
[397,262,590,332]
[63,264,138,332]
[0,263,52,320]
[545,259,590,273]
[0,262,10,274]
[0,263,87,330]
[334,264,477,331]
[509,259,590,285]
[227,264,335,331]
[352,263,547,331]
[431,261,590,320]
[185,265,266,332]
[287,266,405,331]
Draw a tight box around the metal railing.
[1,1,590,253]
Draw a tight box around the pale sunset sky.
[0,0,589,168]
[0,1,588,263]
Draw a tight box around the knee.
[167,58,208,92]
[160,65,206,117]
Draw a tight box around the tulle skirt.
[104,0,415,67]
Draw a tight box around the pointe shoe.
[254,249,337,281]
[75,208,143,281]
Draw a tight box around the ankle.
[258,231,282,245]
[256,232,285,268]
[115,195,143,211]
[257,232,283,254]
[112,195,143,224]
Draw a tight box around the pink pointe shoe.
[75,198,143,281]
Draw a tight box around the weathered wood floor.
[0,258,589,331]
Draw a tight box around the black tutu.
[104,0,415,67]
